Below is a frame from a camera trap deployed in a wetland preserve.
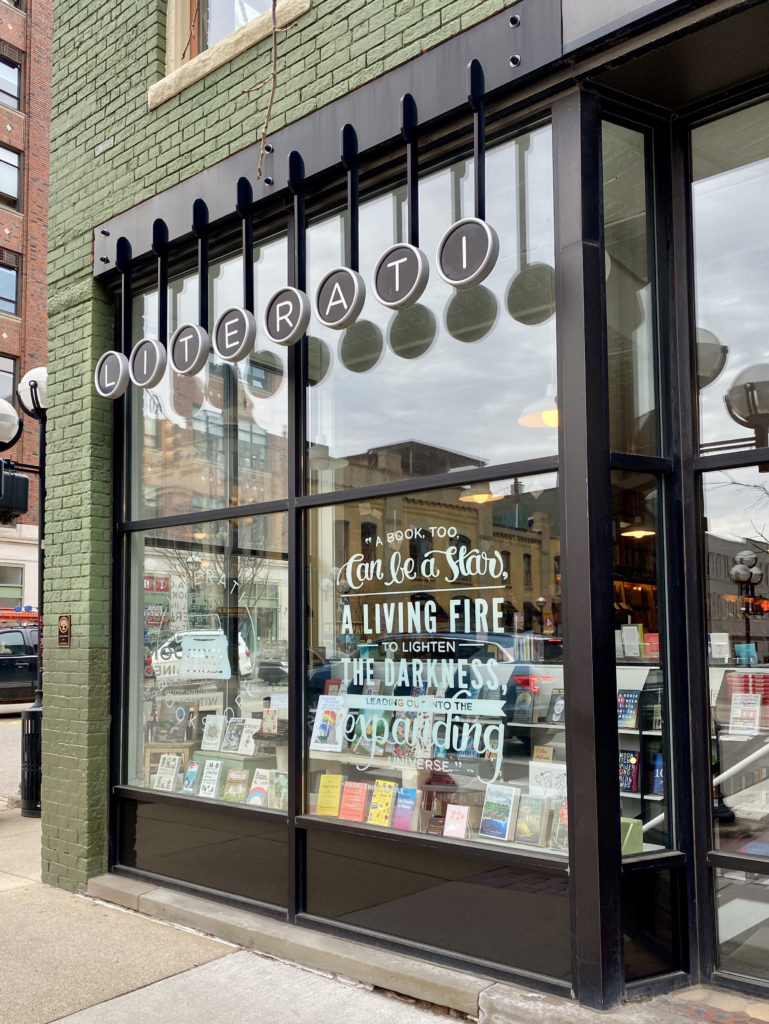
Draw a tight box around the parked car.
[0,625,38,704]
[150,629,252,680]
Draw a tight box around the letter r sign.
[263,287,311,346]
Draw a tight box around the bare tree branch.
[256,0,278,181]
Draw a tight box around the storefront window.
[703,468,769,852]
[692,100,769,456]
[612,471,671,852]
[305,126,557,493]
[603,122,658,456]
[126,513,289,809]
[715,868,769,981]
[130,236,289,520]
[305,474,567,855]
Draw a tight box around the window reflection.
[305,476,568,855]
[127,515,289,808]
[693,100,769,455]
[306,127,557,493]
[130,236,289,519]
[704,468,769,853]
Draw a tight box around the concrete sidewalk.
[3,796,769,1024]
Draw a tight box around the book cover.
[262,709,279,735]
[644,633,660,661]
[182,759,200,794]
[392,787,419,831]
[548,799,569,853]
[427,814,446,835]
[153,752,181,791]
[316,774,343,816]
[620,817,643,855]
[545,690,565,724]
[351,711,391,756]
[155,703,194,743]
[618,751,640,793]
[220,717,245,753]
[443,803,470,839]
[729,692,762,735]
[198,758,223,798]
[512,689,535,723]
[324,679,341,695]
[528,760,567,800]
[200,714,227,751]
[246,768,271,806]
[479,784,520,841]
[513,795,551,846]
[388,712,433,758]
[533,745,554,762]
[709,632,731,662]
[735,642,758,666]
[338,781,370,822]
[621,624,642,658]
[237,719,262,756]
[221,768,249,803]
[366,779,398,826]
[308,695,346,753]
[363,679,381,695]
[651,753,664,795]
[617,690,640,729]
[268,770,288,811]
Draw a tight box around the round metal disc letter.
[169,323,210,376]
[212,306,257,362]
[129,338,167,389]
[94,351,130,399]
[263,288,310,346]
[372,244,429,310]
[436,218,499,289]
[314,268,365,330]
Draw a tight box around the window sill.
[149,0,311,112]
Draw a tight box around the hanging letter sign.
[169,323,210,376]
[372,243,429,310]
[263,287,311,346]
[129,338,167,389]
[314,268,365,330]
[436,217,499,290]
[94,351,130,399]
[212,307,257,362]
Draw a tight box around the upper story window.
[172,0,276,66]
[0,255,19,314]
[0,145,19,208]
[0,57,19,110]
[0,355,15,403]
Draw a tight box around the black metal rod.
[287,149,306,921]
[467,59,486,221]
[116,237,133,355]
[237,177,255,313]
[400,93,419,248]
[151,221,168,345]
[192,200,210,332]
[341,123,359,272]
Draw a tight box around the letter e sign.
[436,217,499,289]
[212,307,257,362]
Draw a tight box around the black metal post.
[20,402,46,817]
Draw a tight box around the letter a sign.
[314,267,365,330]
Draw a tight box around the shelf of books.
[306,691,570,857]
[147,708,289,810]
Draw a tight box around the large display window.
[305,474,567,854]
[126,514,289,809]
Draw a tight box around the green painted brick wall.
[44,0,510,890]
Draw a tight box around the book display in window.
[619,751,640,793]
[222,769,249,803]
[548,799,569,852]
[268,771,288,811]
[339,781,371,822]
[247,769,271,806]
[317,774,344,816]
[443,803,470,839]
[198,759,223,799]
[479,784,521,841]
[512,689,535,723]
[308,695,346,753]
[153,752,182,791]
[545,690,565,724]
[366,779,398,827]
[201,714,227,751]
[182,760,200,794]
[513,795,552,846]
[220,718,245,754]
[238,720,262,755]
[392,787,420,831]
[617,690,640,729]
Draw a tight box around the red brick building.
[0,0,51,610]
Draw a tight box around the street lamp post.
[0,366,48,817]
